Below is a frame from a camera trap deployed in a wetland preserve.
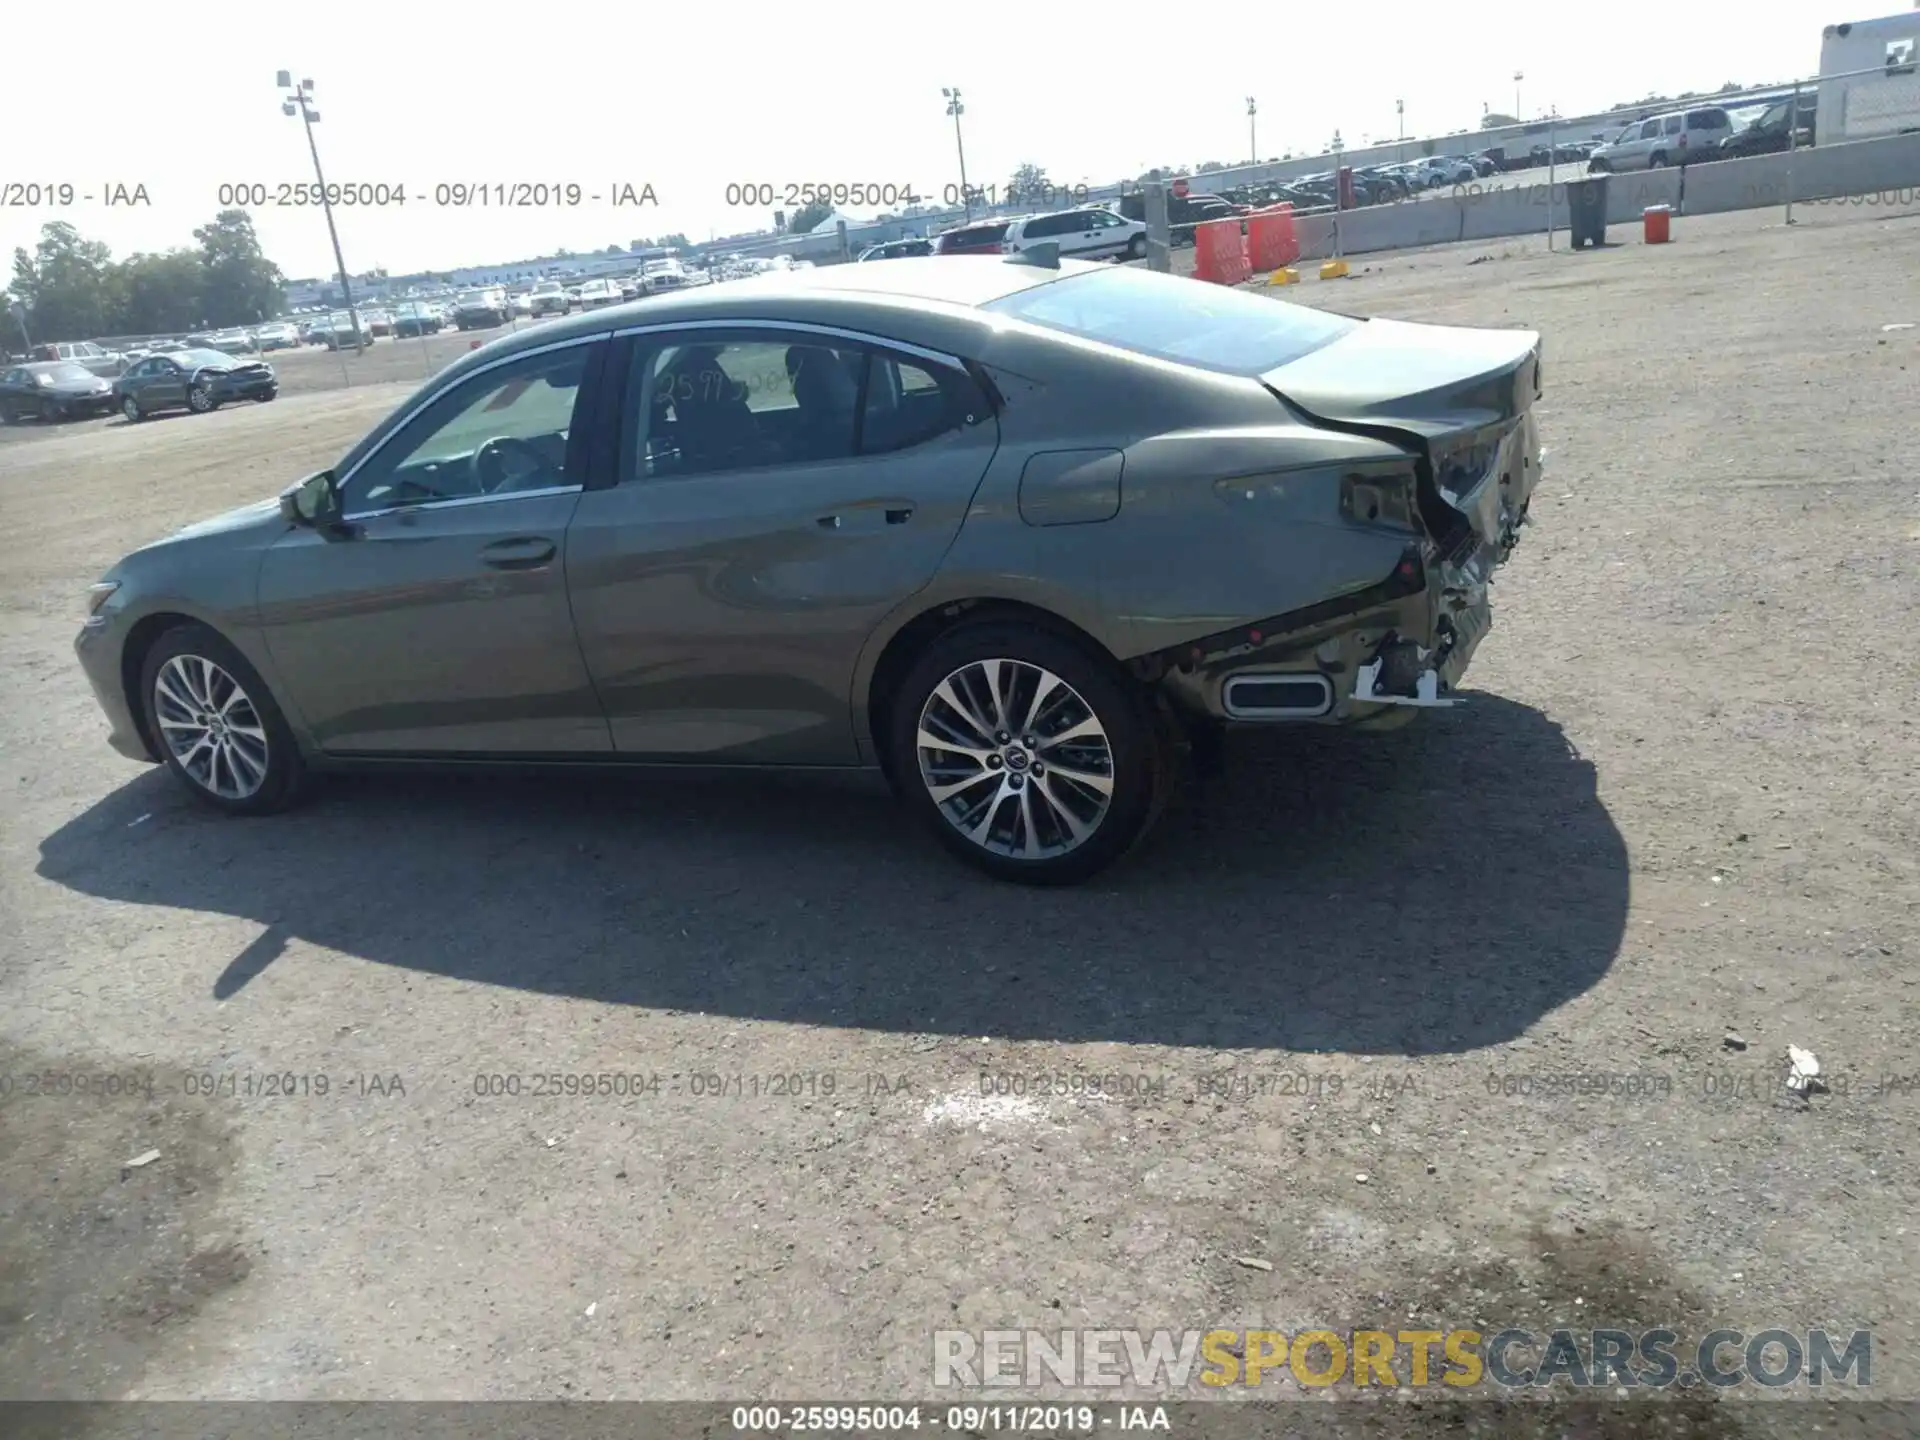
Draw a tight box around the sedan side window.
[622,336,862,481]
[860,351,987,455]
[340,344,589,516]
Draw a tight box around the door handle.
[480,536,556,570]
[816,504,914,531]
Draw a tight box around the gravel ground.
[1,201,1917,1432]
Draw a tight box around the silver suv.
[1588,107,1734,171]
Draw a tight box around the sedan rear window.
[984,265,1359,376]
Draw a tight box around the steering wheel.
[473,435,552,495]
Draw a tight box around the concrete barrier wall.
[1235,130,1920,271]
[1680,129,1920,213]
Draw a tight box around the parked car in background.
[74,256,1543,886]
[528,281,570,317]
[113,346,277,420]
[453,289,511,330]
[859,238,935,260]
[575,278,622,310]
[253,322,301,351]
[204,329,260,356]
[0,361,117,423]
[360,311,394,337]
[29,340,128,377]
[1588,106,1734,169]
[510,292,534,318]
[932,218,1016,255]
[1001,207,1148,262]
[640,260,692,295]
[318,314,374,350]
[390,303,444,338]
[1720,97,1816,157]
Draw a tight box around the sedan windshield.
[38,362,97,383]
[984,264,1359,375]
[174,349,233,368]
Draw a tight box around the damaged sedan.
[73,256,1542,885]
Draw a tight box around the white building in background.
[1817,12,1920,141]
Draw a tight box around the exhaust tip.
[1221,673,1334,720]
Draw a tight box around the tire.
[40,399,62,423]
[121,394,143,423]
[186,379,217,413]
[1124,233,1146,260]
[1648,152,1668,169]
[888,622,1170,886]
[140,623,306,816]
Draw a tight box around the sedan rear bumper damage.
[1148,419,1540,728]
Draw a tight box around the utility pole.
[1396,99,1405,162]
[279,72,363,353]
[1514,70,1525,120]
[942,88,972,220]
[1247,97,1258,164]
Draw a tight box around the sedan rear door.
[564,326,999,762]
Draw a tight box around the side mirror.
[279,471,340,528]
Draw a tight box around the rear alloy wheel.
[121,394,143,422]
[142,624,305,815]
[40,399,62,423]
[186,379,216,413]
[891,623,1168,885]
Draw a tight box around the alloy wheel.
[187,383,212,412]
[915,658,1115,859]
[154,654,270,800]
[121,395,140,421]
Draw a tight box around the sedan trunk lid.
[1260,317,1544,556]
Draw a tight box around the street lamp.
[278,71,363,353]
[1396,98,1405,161]
[1246,97,1258,164]
[942,88,972,220]
[1514,70,1524,120]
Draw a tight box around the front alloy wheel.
[892,624,1169,885]
[186,381,215,412]
[142,624,305,814]
[153,654,272,801]
[121,394,142,422]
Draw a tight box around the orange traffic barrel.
[1643,205,1673,244]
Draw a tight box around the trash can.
[1643,204,1673,245]
[1566,175,1609,249]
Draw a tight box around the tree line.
[6,210,287,345]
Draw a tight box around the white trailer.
[1817,13,1920,142]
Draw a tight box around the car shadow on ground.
[36,693,1627,1055]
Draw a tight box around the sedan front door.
[255,336,614,755]
[565,326,1000,763]
[141,359,189,412]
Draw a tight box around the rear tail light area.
[1339,469,1422,533]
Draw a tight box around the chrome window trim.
[332,330,611,509]
[607,317,975,375]
[343,482,584,524]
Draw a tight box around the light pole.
[1396,98,1405,162]
[1514,70,1524,120]
[278,72,363,353]
[1247,97,1258,164]
[942,88,972,220]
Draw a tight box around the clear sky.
[4,1,1831,279]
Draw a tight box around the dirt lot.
[2,203,1917,1431]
